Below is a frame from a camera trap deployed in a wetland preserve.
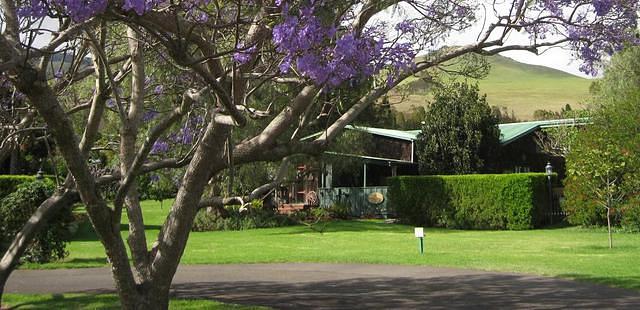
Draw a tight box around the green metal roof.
[303,118,589,145]
[323,151,415,164]
[300,125,420,141]
[345,125,419,141]
[498,118,589,145]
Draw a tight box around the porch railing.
[318,186,390,218]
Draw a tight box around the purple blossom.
[528,0,639,75]
[189,115,204,126]
[171,125,195,145]
[17,0,211,21]
[18,0,108,22]
[106,98,116,108]
[592,0,614,16]
[143,110,159,122]
[279,56,293,73]
[271,2,417,87]
[122,0,148,15]
[233,44,257,65]
[150,140,170,154]
[395,21,415,34]
[154,85,164,95]
[17,0,47,19]
[194,12,209,23]
[149,174,160,183]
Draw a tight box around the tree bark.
[6,64,140,308]
[119,26,151,285]
[8,146,19,174]
[0,32,111,306]
[147,120,231,309]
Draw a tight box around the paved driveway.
[6,263,640,309]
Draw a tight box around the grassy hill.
[392,55,593,120]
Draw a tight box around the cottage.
[278,118,588,216]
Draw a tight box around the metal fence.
[318,187,390,218]
[546,187,565,225]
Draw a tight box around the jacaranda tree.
[0,0,637,308]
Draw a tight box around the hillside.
[392,55,593,120]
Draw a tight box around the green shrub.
[387,173,552,230]
[192,204,295,232]
[562,175,604,226]
[620,198,640,232]
[0,175,37,200]
[137,174,177,204]
[0,179,74,263]
[192,207,226,231]
[327,202,352,220]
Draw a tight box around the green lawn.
[1,293,266,309]
[21,200,640,291]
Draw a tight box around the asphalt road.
[6,263,640,309]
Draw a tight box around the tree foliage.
[417,81,500,174]
[563,47,640,236]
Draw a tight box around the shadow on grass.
[119,224,163,231]
[3,294,255,310]
[5,293,120,309]
[559,274,640,290]
[271,220,467,235]
[71,221,162,242]
[61,257,108,266]
[576,244,637,251]
[264,221,407,235]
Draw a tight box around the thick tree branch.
[119,25,151,284]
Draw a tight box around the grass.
[19,200,640,291]
[392,55,593,120]
[1,293,267,309]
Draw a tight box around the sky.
[449,26,592,78]
[379,1,596,79]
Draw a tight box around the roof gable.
[303,118,589,145]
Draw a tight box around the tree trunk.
[9,146,19,174]
[0,270,7,308]
[147,122,231,308]
[145,285,171,309]
[0,270,6,309]
[7,63,140,310]
[607,208,613,249]
[119,26,151,284]
[0,143,12,170]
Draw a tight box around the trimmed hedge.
[388,173,553,230]
[0,175,38,200]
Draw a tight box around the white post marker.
[414,227,424,254]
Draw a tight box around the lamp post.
[35,168,44,180]
[545,162,553,225]
[35,159,44,180]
